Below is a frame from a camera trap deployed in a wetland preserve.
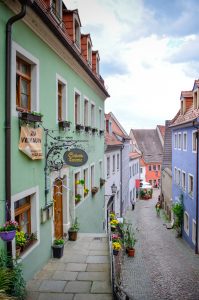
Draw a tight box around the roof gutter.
[5,0,29,256]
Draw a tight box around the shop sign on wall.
[63,148,88,167]
[18,126,43,160]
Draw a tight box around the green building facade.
[0,0,108,280]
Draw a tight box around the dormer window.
[74,18,81,49]
[51,0,62,21]
[87,41,92,66]
[181,100,185,115]
[96,55,100,76]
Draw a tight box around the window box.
[18,112,43,123]
[85,126,91,132]
[100,178,106,187]
[76,124,84,131]
[91,186,99,196]
[99,129,104,135]
[92,128,98,134]
[59,121,71,129]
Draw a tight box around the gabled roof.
[105,132,123,147]
[162,120,172,170]
[131,129,163,163]
[180,91,192,99]
[106,112,130,140]
[129,151,141,160]
[157,125,165,140]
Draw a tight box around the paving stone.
[43,263,65,271]
[65,263,87,271]
[39,280,67,292]
[26,280,42,291]
[77,271,109,281]
[73,294,113,300]
[38,293,74,300]
[86,255,109,264]
[34,270,54,280]
[64,281,92,293]
[52,270,78,280]
[89,250,109,256]
[91,281,112,293]
[86,263,110,272]
[63,254,87,263]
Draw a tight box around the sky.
[64,0,199,133]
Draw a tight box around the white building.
[129,152,141,207]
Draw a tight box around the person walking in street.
[131,198,136,211]
[155,198,161,216]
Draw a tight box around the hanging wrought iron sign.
[63,148,88,167]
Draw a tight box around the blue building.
[170,82,199,253]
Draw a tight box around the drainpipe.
[5,0,28,256]
[193,121,199,254]
[120,145,124,217]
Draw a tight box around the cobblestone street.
[122,189,199,300]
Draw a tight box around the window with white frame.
[192,220,196,244]
[117,154,119,171]
[174,133,178,149]
[107,157,110,178]
[193,91,198,109]
[74,91,81,125]
[51,0,62,20]
[87,40,92,66]
[153,165,156,171]
[74,171,81,202]
[183,132,187,151]
[130,191,132,202]
[188,174,194,197]
[113,155,115,173]
[140,167,143,174]
[14,43,39,114]
[90,165,95,188]
[192,131,197,152]
[99,108,102,129]
[84,98,89,126]
[184,212,189,235]
[182,171,186,191]
[149,165,151,171]
[178,133,182,150]
[74,18,81,49]
[174,167,177,184]
[177,169,181,186]
[83,168,89,197]
[129,166,131,178]
[57,76,67,122]
[99,160,103,179]
[91,103,95,127]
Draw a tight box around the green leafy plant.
[172,198,184,233]
[0,220,18,232]
[75,179,85,185]
[69,217,80,232]
[16,231,26,247]
[125,229,137,249]
[54,239,64,245]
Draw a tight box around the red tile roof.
[129,151,141,160]
[105,132,123,146]
[180,91,192,98]
[157,125,165,140]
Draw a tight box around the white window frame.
[188,173,194,198]
[174,133,178,149]
[99,107,103,130]
[117,154,120,171]
[192,130,197,153]
[83,96,89,126]
[174,167,177,184]
[51,0,62,22]
[183,132,187,151]
[184,211,189,236]
[87,40,92,66]
[113,155,115,173]
[99,160,103,179]
[56,74,68,123]
[83,166,89,199]
[90,163,95,189]
[91,101,96,128]
[11,186,40,259]
[192,219,196,244]
[74,89,81,125]
[74,169,82,202]
[178,132,182,150]
[73,15,81,51]
[177,169,181,186]
[12,42,39,117]
[193,90,198,109]
[107,156,110,178]
[182,171,186,191]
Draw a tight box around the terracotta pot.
[68,230,78,241]
[127,248,135,257]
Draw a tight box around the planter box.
[52,244,64,258]
[85,126,91,132]
[59,121,71,129]
[91,187,99,196]
[19,112,42,123]
[99,130,104,135]
[92,128,98,134]
[76,124,84,131]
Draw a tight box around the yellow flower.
[110,219,119,226]
[112,242,122,250]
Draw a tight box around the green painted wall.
[0,2,106,280]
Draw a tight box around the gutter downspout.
[120,145,124,217]
[193,121,199,254]
[5,0,27,256]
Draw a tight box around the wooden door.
[53,179,63,239]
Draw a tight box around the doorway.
[53,178,63,239]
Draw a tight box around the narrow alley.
[122,189,199,300]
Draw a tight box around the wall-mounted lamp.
[111,183,117,194]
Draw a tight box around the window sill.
[15,239,39,260]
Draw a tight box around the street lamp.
[111,183,117,194]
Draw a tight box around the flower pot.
[68,230,78,241]
[16,247,21,257]
[0,230,16,242]
[113,249,119,256]
[127,248,135,257]
[52,244,64,258]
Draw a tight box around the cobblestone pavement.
[122,189,199,300]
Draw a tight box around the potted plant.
[100,178,106,187]
[75,193,82,205]
[0,220,18,242]
[91,186,99,196]
[125,229,137,257]
[172,198,184,237]
[18,111,43,123]
[110,218,119,232]
[58,120,71,129]
[84,188,89,197]
[92,128,98,134]
[99,129,104,135]
[76,124,84,131]
[68,217,80,241]
[15,231,27,255]
[85,126,91,132]
[52,239,65,258]
[76,179,85,186]
[112,241,122,256]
